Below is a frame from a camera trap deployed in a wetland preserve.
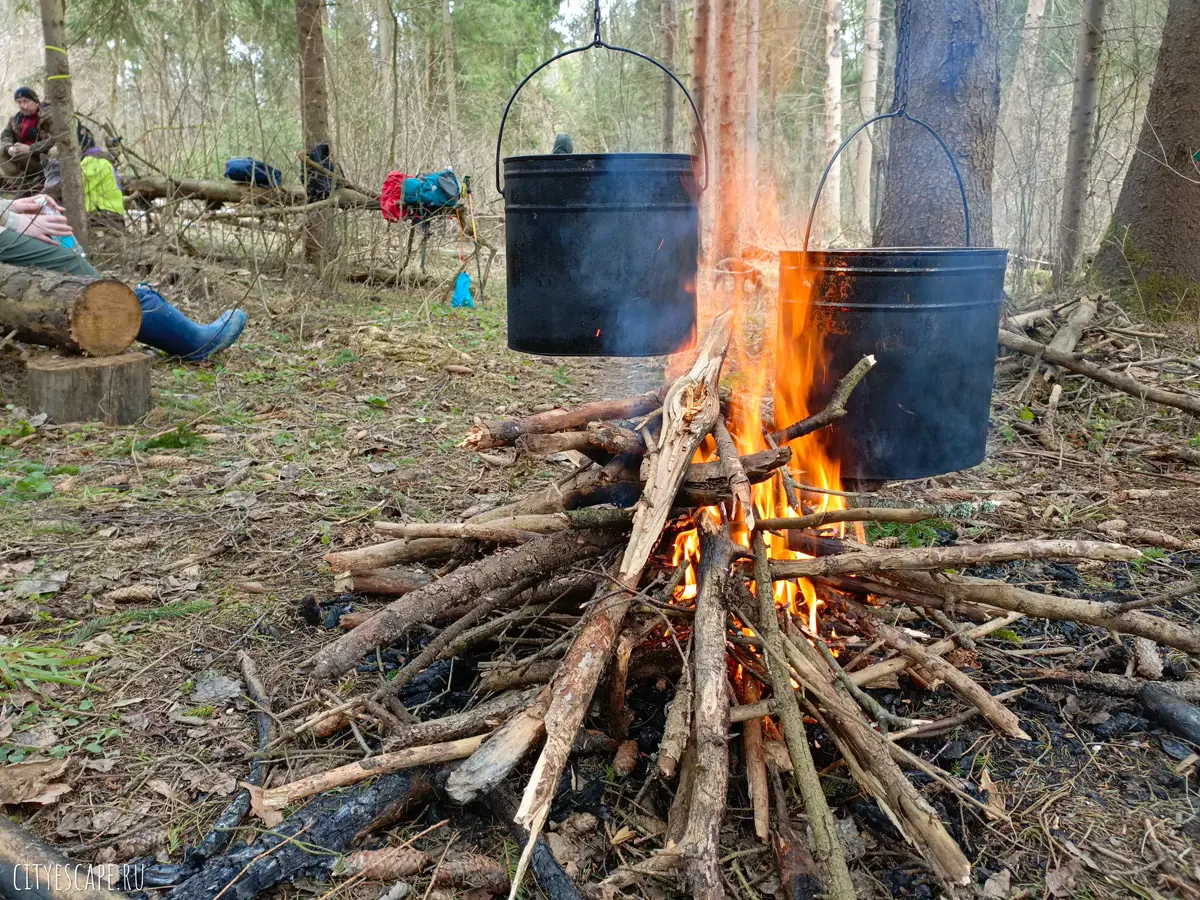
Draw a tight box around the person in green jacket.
[0,87,53,194]
[78,129,126,230]
[0,195,246,360]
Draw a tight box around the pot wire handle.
[494,43,708,196]
[802,110,971,251]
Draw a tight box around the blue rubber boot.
[135,284,247,361]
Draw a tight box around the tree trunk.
[1053,0,1106,290]
[876,0,1001,247]
[39,0,88,251]
[821,0,844,244]
[691,0,712,211]
[441,0,457,154]
[1092,0,1200,310]
[997,0,1047,141]
[662,0,677,152]
[295,0,339,267]
[744,0,760,229]
[712,0,738,262]
[0,262,141,357]
[854,0,882,237]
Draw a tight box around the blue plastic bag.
[452,272,474,308]
[225,157,282,188]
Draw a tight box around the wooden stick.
[713,416,754,529]
[373,507,634,542]
[751,532,857,900]
[333,569,426,597]
[308,528,623,678]
[463,388,666,450]
[850,611,1025,688]
[658,660,693,779]
[731,698,777,723]
[887,688,1027,741]
[323,537,457,574]
[515,421,642,458]
[887,571,1200,654]
[1025,669,1200,703]
[998,328,1200,417]
[445,686,552,803]
[1043,295,1098,383]
[260,736,484,810]
[770,539,1140,581]
[508,311,734,900]
[679,526,739,899]
[757,507,934,533]
[809,573,997,622]
[374,691,536,753]
[742,678,770,842]
[768,354,876,445]
[869,620,1030,740]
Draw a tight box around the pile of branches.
[158,311,1200,900]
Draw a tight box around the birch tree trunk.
[744,0,760,228]
[1053,0,1106,289]
[441,0,457,154]
[39,0,88,251]
[822,0,844,244]
[876,0,1001,247]
[853,0,882,238]
[295,0,339,266]
[712,0,739,261]
[1092,0,1200,306]
[662,0,677,152]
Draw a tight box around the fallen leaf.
[0,759,70,806]
[182,768,237,797]
[11,570,69,597]
[103,584,159,604]
[1045,857,1082,897]
[610,825,636,846]
[368,461,398,475]
[12,723,61,749]
[979,768,1006,819]
[983,868,1011,899]
[243,782,283,827]
[191,671,244,704]
[0,560,37,582]
[86,758,117,773]
[223,491,258,509]
[146,779,180,802]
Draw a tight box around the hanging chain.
[593,0,603,45]
[891,0,911,114]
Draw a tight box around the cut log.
[310,528,622,677]
[0,262,141,356]
[333,568,426,597]
[26,351,151,425]
[998,329,1200,417]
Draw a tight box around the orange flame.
[668,181,851,632]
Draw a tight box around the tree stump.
[0,262,142,356]
[26,352,151,425]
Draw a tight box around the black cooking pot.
[496,37,707,357]
[780,112,1008,482]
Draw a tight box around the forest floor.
[1,236,1199,900]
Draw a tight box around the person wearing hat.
[0,194,247,361]
[0,87,54,192]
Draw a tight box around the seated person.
[0,195,245,360]
[0,87,52,194]
[78,129,126,230]
[552,133,573,154]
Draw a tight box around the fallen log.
[770,539,1140,581]
[125,175,377,210]
[0,262,141,356]
[323,537,456,574]
[1139,683,1200,746]
[1043,294,1098,383]
[167,769,437,900]
[1027,668,1200,703]
[309,528,624,678]
[463,388,666,450]
[998,328,1200,417]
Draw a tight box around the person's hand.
[9,143,31,158]
[8,195,63,215]
[6,211,73,246]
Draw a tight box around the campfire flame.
[670,231,849,633]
